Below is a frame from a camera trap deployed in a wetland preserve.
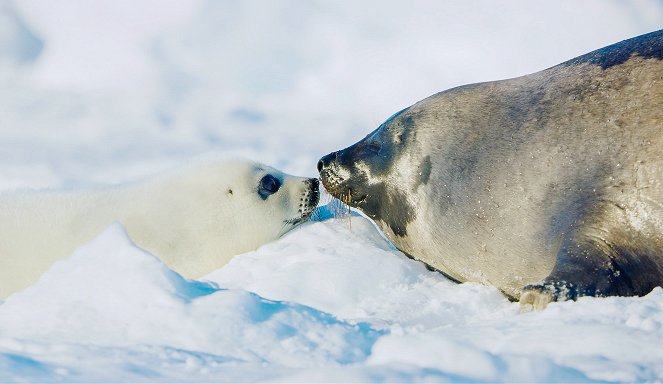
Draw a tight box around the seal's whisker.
[345,189,352,230]
[276,220,292,238]
[330,193,347,219]
[311,206,320,221]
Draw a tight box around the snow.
[0,223,381,381]
[1,0,663,381]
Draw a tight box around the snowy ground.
[1,0,663,382]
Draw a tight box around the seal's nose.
[307,177,319,191]
[317,152,336,173]
[307,178,320,204]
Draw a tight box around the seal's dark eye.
[258,174,281,199]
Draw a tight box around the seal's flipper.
[520,231,661,311]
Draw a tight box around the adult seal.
[0,158,319,298]
[318,30,663,310]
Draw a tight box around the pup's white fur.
[0,159,317,298]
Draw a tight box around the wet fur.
[319,30,663,308]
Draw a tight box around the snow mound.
[207,210,512,327]
[0,224,381,382]
[207,209,663,383]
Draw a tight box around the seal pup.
[318,30,663,310]
[0,158,319,298]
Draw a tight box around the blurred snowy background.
[1,1,663,382]
[2,0,662,189]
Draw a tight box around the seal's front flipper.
[519,233,653,311]
[519,288,555,312]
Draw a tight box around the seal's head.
[318,108,431,238]
[143,158,321,272]
[225,161,320,237]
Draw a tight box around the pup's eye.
[258,174,281,199]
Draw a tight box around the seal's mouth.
[319,167,346,198]
[284,178,320,225]
[319,167,368,207]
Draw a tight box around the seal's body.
[319,30,663,309]
[0,159,319,298]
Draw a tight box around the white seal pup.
[0,158,319,298]
[319,30,663,310]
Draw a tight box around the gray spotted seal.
[318,30,663,310]
[0,158,319,298]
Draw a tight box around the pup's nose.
[308,177,319,190]
[317,152,336,173]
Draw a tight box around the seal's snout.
[307,177,320,206]
[302,177,320,215]
[308,177,320,189]
[318,152,343,196]
[317,152,337,173]
[283,177,319,226]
